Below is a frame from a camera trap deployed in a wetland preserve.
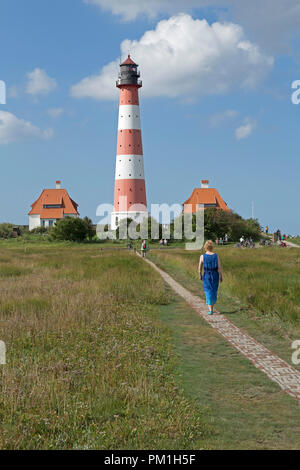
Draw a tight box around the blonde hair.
[204,240,214,252]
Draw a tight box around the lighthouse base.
[111,211,148,231]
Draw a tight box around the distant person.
[141,239,148,258]
[224,233,228,243]
[240,235,245,245]
[219,237,223,245]
[198,240,223,315]
[276,229,282,241]
[265,226,269,235]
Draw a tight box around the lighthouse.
[111,55,148,230]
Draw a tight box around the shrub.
[83,217,96,240]
[170,209,262,243]
[30,226,50,235]
[0,223,14,239]
[50,217,89,242]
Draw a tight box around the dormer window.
[43,204,62,209]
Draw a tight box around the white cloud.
[71,14,273,101]
[210,109,239,127]
[0,111,53,145]
[26,68,57,96]
[47,108,64,118]
[235,118,256,140]
[84,0,300,51]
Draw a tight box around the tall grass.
[0,245,206,449]
[149,247,300,325]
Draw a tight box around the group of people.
[238,235,255,248]
[215,234,228,245]
[275,229,287,241]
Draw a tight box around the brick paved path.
[143,256,300,402]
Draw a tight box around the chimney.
[56,180,61,189]
[201,180,209,189]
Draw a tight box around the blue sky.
[1,0,300,234]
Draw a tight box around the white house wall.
[29,214,41,231]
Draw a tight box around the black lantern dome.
[116,55,142,88]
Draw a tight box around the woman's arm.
[217,255,223,282]
[198,255,203,280]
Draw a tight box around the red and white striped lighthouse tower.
[111,55,148,230]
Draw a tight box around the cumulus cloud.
[84,0,300,51]
[235,118,256,140]
[26,68,57,96]
[71,14,273,101]
[0,111,53,145]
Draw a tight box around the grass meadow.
[0,241,300,449]
[0,242,207,450]
[148,246,300,362]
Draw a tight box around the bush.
[83,217,96,240]
[50,217,89,242]
[170,209,262,243]
[30,226,50,235]
[0,223,14,239]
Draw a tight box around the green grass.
[148,247,300,366]
[0,243,207,450]
[158,295,300,450]
[1,241,300,449]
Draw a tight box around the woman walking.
[198,240,223,315]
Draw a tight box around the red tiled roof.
[40,209,64,220]
[29,188,79,216]
[183,188,230,212]
[121,55,137,66]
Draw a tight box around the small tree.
[50,217,88,242]
[83,217,96,241]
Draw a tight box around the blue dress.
[203,253,219,305]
